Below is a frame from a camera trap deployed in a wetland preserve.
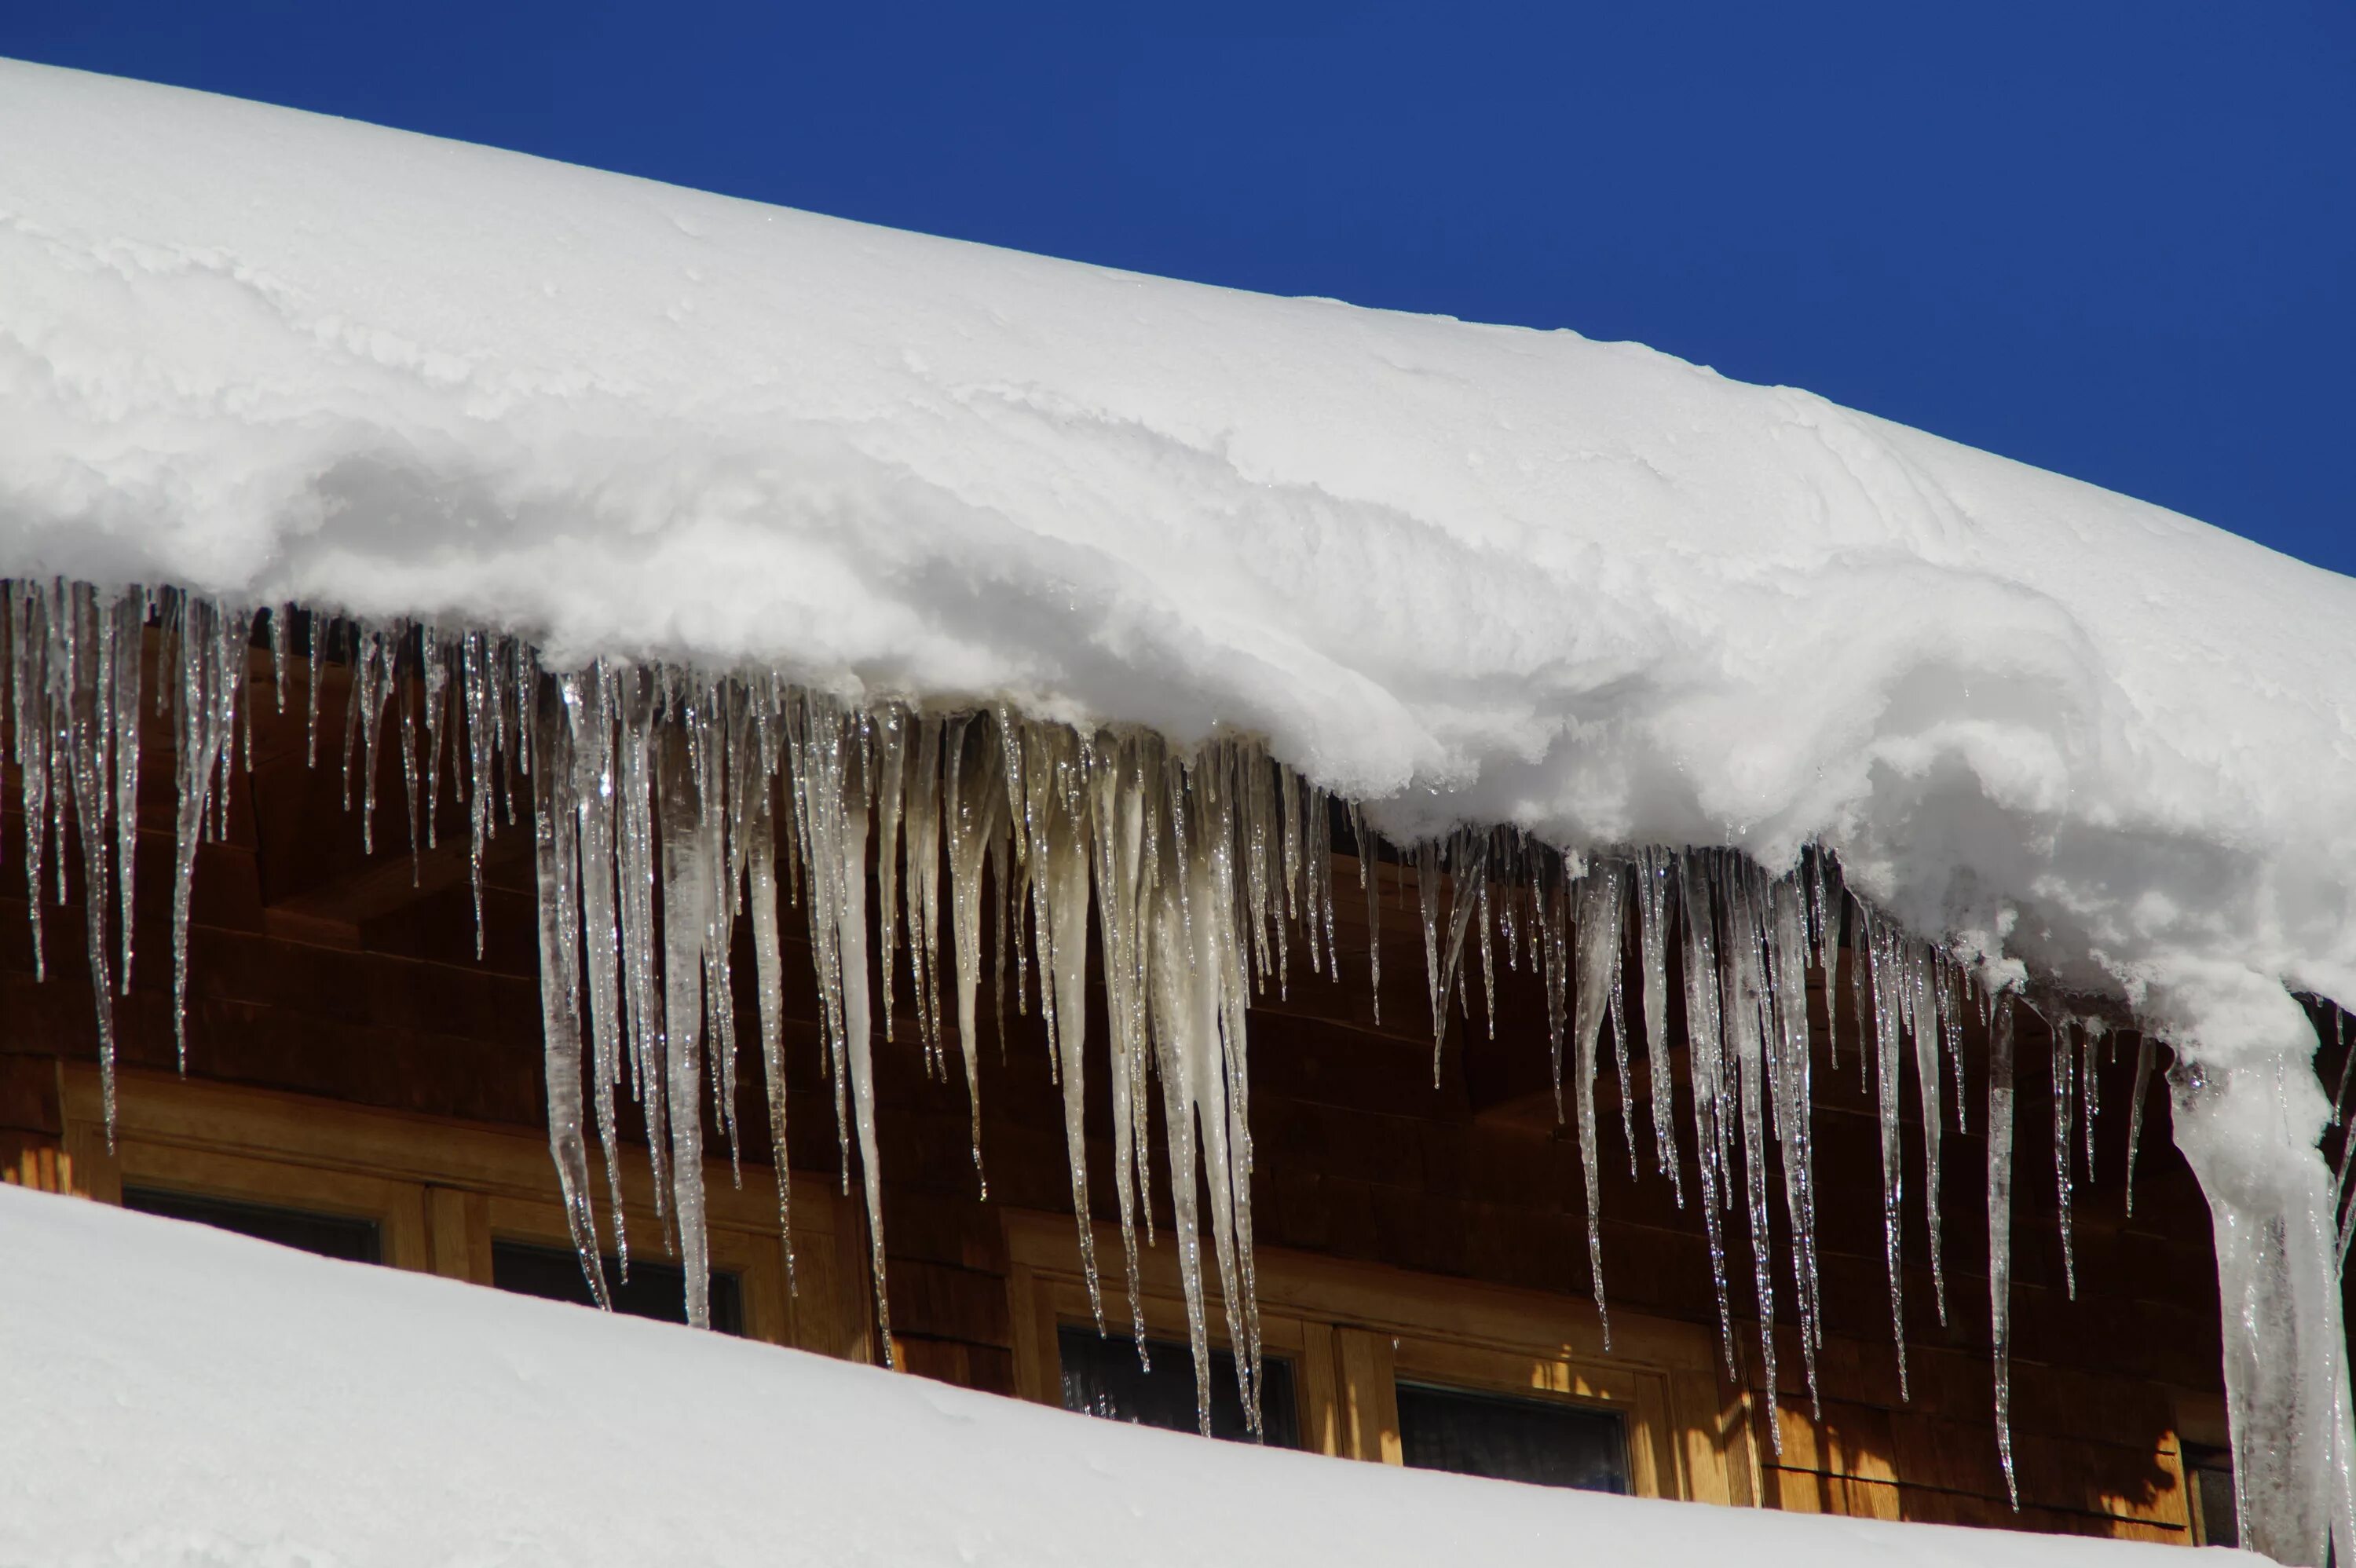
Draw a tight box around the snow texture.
[0,1184,2240,1567]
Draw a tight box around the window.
[2183,1442,2237,1548]
[1007,1212,1749,1505]
[1396,1380,1627,1492]
[60,1063,866,1362]
[491,1237,745,1336]
[1057,1326,1301,1447]
[123,1185,383,1264]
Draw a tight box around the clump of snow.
[0,1185,2231,1567]
[2,60,2351,1050]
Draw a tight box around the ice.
[1677,853,1737,1366]
[1634,846,1683,1204]
[658,725,715,1331]
[1571,859,1628,1349]
[1986,992,2020,1510]
[2172,1044,2356,1566]
[2050,1017,2076,1297]
[530,674,610,1310]
[1858,904,1911,1396]
[2126,1035,2157,1217]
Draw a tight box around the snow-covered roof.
[0,1185,2204,1566]
[4,60,2350,1067]
[4,59,2354,1561]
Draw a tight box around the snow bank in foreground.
[1,60,2352,1064]
[0,1186,2215,1568]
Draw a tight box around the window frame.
[1005,1209,1756,1505]
[60,1062,869,1362]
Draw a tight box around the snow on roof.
[0,1185,2205,1566]
[4,60,2351,1066]
[5,57,2356,1560]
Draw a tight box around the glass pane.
[489,1239,744,1336]
[1057,1327,1298,1448]
[123,1186,382,1265]
[2185,1444,2238,1548]
[1396,1381,1628,1493]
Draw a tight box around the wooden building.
[0,631,2244,1549]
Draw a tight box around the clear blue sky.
[9,3,2351,576]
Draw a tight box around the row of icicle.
[5,579,2348,1510]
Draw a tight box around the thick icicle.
[2175,1052,2356,1565]
[1678,855,1736,1366]
[657,726,714,1328]
[1987,992,2020,1509]
[943,715,1001,1194]
[532,676,611,1310]
[1634,846,1682,1204]
[1571,861,1628,1349]
[1716,855,1781,1441]
[1859,902,1910,1397]
[1026,726,1103,1323]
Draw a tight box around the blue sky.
[9,2,2351,576]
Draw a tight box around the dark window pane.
[489,1239,744,1336]
[1397,1382,1628,1493]
[123,1186,382,1265]
[2185,1443,2237,1548]
[1058,1327,1298,1448]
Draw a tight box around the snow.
[0,1184,2234,1567]
[2,56,2354,1562]
[2,59,2352,1055]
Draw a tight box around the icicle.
[1354,803,1381,1025]
[2051,1013,2077,1299]
[1858,902,1910,1397]
[1087,733,1156,1353]
[304,610,324,768]
[614,669,671,1236]
[745,768,795,1286]
[657,726,714,1328]
[1571,861,1628,1350]
[1716,856,1781,1442]
[46,585,122,1123]
[2080,1018,2102,1186]
[1987,992,2020,1510]
[419,625,448,851]
[1767,872,1822,1394]
[109,589,145,996]
[2125,1034,2157,1216]
[1026,726,1103,1324]
[169,597,251,1069]
[15,582,53,982]
[1634,847,1682,1204]
[569,667,630,1267]
[873,704,908,1048]
[1677,854,1736,1369]
[904,718,946,1074]
[1418,839,1445,1083]
[796,700,891,1363]
[1899,937,1949,1324]
[943,715,1002,1195]
[532,674,610,1310]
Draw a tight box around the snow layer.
[0,1184,2226,1567]
[2,60,2353,1068]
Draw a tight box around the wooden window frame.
[60,1063,872,1363]
[1006,1209,1758,1506]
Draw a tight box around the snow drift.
[1,57,2351,1563]
[0,1185,2233,1567]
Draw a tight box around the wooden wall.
[0,638,2230,1545]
